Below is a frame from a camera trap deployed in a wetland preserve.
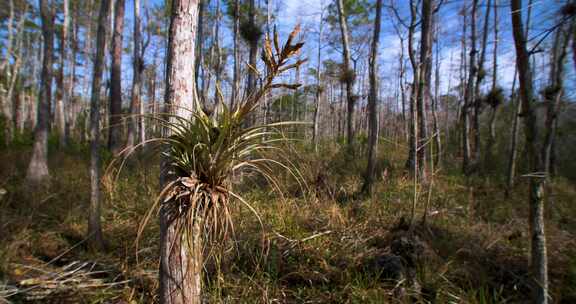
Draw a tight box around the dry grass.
[1,140,576,303]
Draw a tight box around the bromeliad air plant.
[133,25,307,260]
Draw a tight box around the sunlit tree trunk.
[55,0,69,148]
[506,0,532,193]
[246,0,258,101]
[543,21,572,176]
[127,0,143,149]
[416,0,434,181]
[87,0,110,251]
[26,0,53,183]
[362,0,382,194]
[231,0,240,109]
[462,0,477,174]
[160,1,201,303]
[510,0,549,302]
[405,0,419,174]
[108,0,125,155]
[336,0,355,151]
[195,0,204,98]
[313,13,324,153]
[485,0,499,169]
[471,0,491,169]
[432,21,441,167]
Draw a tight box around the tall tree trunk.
[510,0,549,302]
[471,0,491,168]
[127,0,142,150]
[432,21,441,167]
[246,0,258,101]
[55,0,69,148]
[397,36,408,142]
[485,0,499,169]
[26,0,54,183]
[195,0,204,97]
[362,0,382,194]
[416,0,434,180]
[405,0,419,174]
[213,0,222,104]
[336,0,355,151]
[543,21,571,175]
[313,13,324,153]
[231,0,240,109]
[160,1,201,303]
[108,0,125,155]
[506,0,532,193]
[462,0,477,174]
[1,0,15,146]
[87,0,110,251]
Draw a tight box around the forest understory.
[1,140,575,303]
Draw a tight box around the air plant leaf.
[124,24,308,267]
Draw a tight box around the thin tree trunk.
[231,0,240,109]
[336,0,355,151]
[485,0,499,169]
[543,21,571,175]
[1,0,15,146]
[87,0,110,251]
[127,0,142,150]
[312,12,324,152]
[405,0,419,174]
[462,0,477,174]
[160,1,201,303]
[507,0,532,193]
[398,37,408,143]
[432,21,441,167]
[471,0,491,168]
[416,0,434,180]
[246,0,258,101]
[362,0,382,194]
[108,0,125,155]
[213,0,222,105]
[195,0,204,97]
[510,0,548,302]
[54,0,69,148]
[26,0,53,183]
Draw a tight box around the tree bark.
[127,0,143,149]
[108,0,125,155]
[26,0,54,183]
[231,0,240,109]
[336,0,355,151]
[416,0,434,181]
[195,0,204,97]
[485,0,498,169]
[506,0,532,193]
[362,0,382,194]
[432,21,441,167]
[87,0,110,251]
[462,0,477,174]
[543,21,571,176]
[55,0,69,148]
[405,0,419,174]
[246,0,258,101]
[313,13,324,153]
[160,1,201,303]
[510,0,549,302]
[471,0,491,168]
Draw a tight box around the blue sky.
[84,0,575,104]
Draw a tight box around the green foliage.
[325,0,372,28]
[484,87,505,108]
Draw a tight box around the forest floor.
[1,140,576,303]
